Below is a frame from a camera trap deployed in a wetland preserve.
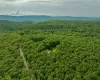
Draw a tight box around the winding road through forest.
[19,42,35,80]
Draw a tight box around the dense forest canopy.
[0,20,100,80]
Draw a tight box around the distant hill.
[0,15,100,22]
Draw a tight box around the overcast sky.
[0,0,100,17]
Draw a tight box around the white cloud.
[4,0,53,3]
[0,0,100,17]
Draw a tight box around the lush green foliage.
[0,20,100,80]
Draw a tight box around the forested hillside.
[0,20,100,80]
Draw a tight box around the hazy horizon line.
[0,14,100,18]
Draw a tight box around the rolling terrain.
[0,20,100,80]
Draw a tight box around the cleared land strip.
[19,47,29,70]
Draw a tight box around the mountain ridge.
[0,15,100,22]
